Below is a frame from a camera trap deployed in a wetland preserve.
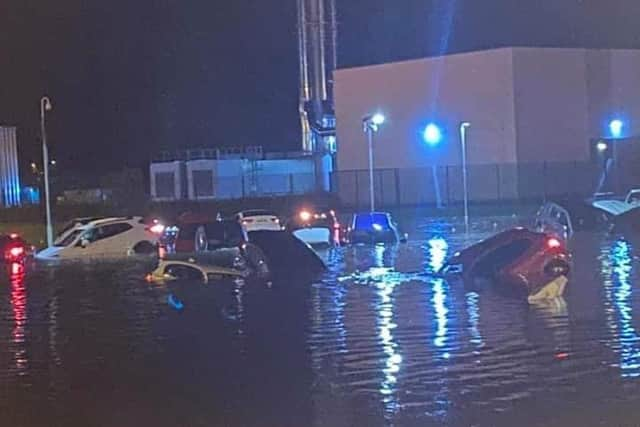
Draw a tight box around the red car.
[442,228,571,299]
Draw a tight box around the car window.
[87,223,133,243]
[164,264,205,281]
[354,213,391,230]
[56,229,83,247]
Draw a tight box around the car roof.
[239,209,277,216]
[76,216,140,229]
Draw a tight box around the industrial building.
[149,147,332,201]
[0,126,21,207]
[333,47,640,206]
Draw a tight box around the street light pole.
[367,126,375,212]
[362,113,385,212]
[40,96,53,247]
[460,122,471,234]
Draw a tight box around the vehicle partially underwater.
[441,228,571,303]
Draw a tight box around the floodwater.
[2,217,640,426]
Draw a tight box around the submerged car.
[235,210,282,232]
[347,212,406,244]
[171,216,248,253]
[442,228,571,301]
[285,209,345,246]
[165,214,325,280]
[247,230,326,278]
[36,217,159,260]
[148,258,248,285]
[535,198,640,240]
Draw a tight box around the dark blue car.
[348,212,405,244]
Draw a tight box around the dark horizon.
[1,0,639,176]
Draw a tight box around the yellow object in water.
[528,275,568,304]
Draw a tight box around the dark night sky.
[1,0,640,176]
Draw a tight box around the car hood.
[35,246,65,260]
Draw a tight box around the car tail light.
[242,218,254,225]
[547,237,562,249]
[271,218,280,223]
[9,233,19,239]
[148,223,165,235]
[299,211,312,222]
[5,245,25,262]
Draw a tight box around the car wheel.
[133,241,156,255]
[194,226,208,253]
[242,243,270,279]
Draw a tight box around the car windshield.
[55,229,84,247]
[354,213,391,230]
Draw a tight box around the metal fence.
[330,161,625,209]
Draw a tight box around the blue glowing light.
[610,119,624,139]
[423,123,442,146]
[372,113,386,126]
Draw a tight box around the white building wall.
[511,48,591,163]
[334,48,518,172]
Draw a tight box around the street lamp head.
[42,96,53,112]
[609,119,623,138]
[423,123,442,146]
[363,113,386,132]
[460,122,471,130]
[596,141,608,152]
[371,113,385,126]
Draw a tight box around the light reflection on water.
[604,239,640,378]
[5,218,640,426]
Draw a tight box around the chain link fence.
[331,161,619,209]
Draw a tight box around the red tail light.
[547,237,562,249]
[5,245,25,262]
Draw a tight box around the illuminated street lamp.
[609,119,624,139]
[362,113,385,211]
[40,96,54,248]
[423,123,442,146]
[596,141,608,153]
[459,122,471,234]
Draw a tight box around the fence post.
[378,170,384,208]
[496,165,501,201]
[354,170,359,211]
[394,168,401,207]
[445,166,450,206]
[289,173,294,194]
[543,161,547,201]
[241,174,245,198]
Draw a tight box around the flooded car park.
[3,216,640,426]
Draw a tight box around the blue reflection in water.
[378,281,401,405]
[466,291,484,350]
[432,279,449,354]
[427,237,448,273]
[608,239,640,377]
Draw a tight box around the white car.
[36,217,159,260]
[235,210,282,232]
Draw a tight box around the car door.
[83,223,134,256]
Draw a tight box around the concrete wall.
[334,48,518,172]
[512,48,591,163]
